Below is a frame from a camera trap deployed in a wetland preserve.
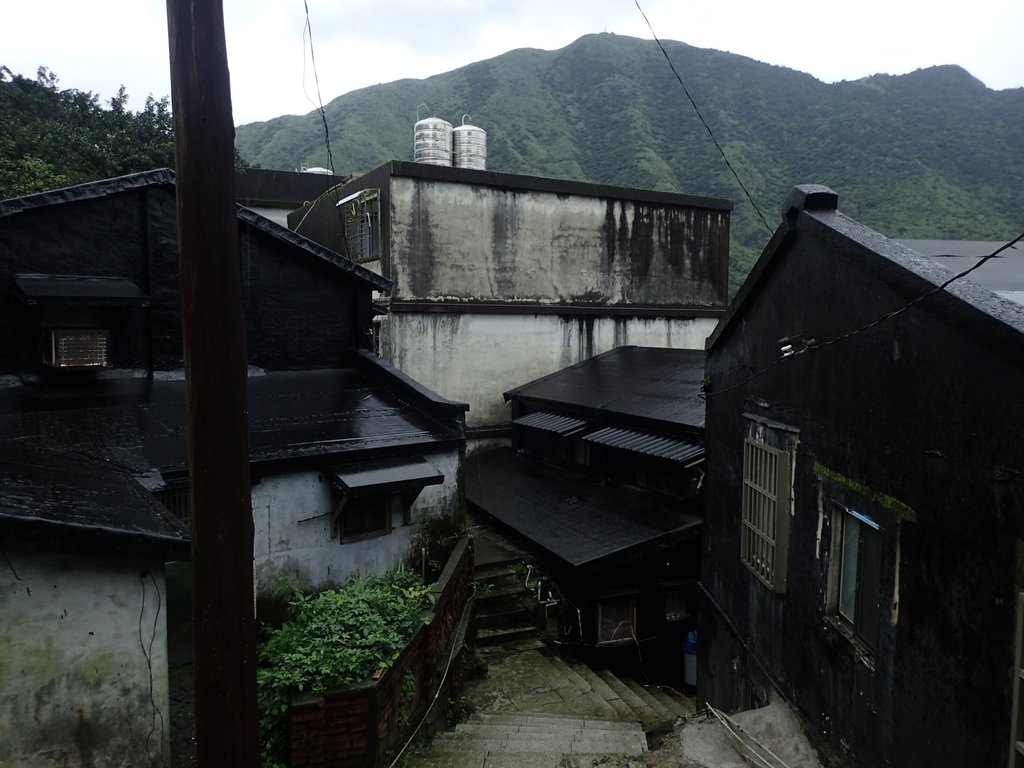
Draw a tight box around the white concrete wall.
[0,547,169,767]
[382,312,718,428]
[251,447,461,596]
[388,177,729,307]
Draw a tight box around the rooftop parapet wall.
[388,174,730,309]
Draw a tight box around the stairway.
[471,555,545,657]
[405,647,695,768]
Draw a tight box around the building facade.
[291,161,731,432]
[699,185,1024,767]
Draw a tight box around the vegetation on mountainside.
[235,33,1024,289]
[256,570,432,767]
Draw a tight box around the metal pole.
[165,0,258,764]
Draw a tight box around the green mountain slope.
[235,33,1024,288]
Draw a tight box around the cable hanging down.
[633,0,774,234]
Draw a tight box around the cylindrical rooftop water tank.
[453,116,486,171]
[413,116,453,166]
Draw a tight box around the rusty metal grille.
[155,486,192,528]
[46,329,110,368]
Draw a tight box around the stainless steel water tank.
[453,115,487,171]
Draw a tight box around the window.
[597,593,636,645]
[663,585,692,622]
[155,484,191,528]
[740,438,791,592]
[828,502,882,650]
[341,189,381,262]
[334,494,399,542]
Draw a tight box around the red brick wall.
[289,537,473,768]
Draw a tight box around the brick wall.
[289,537,473,768]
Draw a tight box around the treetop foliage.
[0,66,176,199]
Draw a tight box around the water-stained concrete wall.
[388,177,729,307]
[251,448,461,596]
[0,548,170,767]
[381,313,717,428]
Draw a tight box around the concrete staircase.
[471,557,545,655]
[405,647,695,768]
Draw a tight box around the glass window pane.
[838,515,860,621]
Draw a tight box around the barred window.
[741,438,791,592]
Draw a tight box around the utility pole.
[165,0,258,765]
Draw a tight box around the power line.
[634,0,773,234]
[706,230,1024,397]
[302,0,335,177]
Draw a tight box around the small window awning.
[583,427,704,466]
[14,274,150,307]
[326,456,443,496]
[512,411,588,436]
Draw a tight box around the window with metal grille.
[740,438,791,592]
[342,189,380,262]
[44,329,110,369]
[155,485,191,528]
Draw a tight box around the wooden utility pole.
[165,0,258,765]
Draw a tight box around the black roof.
[0,363,464,479]
[898,239,1024,305]
[709,185,1024,352]
[466,448,701,575]
[505,346,706,430]
[0,169,391,293]
[0,444,190,561]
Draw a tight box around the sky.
[2,0,1022,126]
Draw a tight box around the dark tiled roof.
[466,447,701,574]
[0,169,391,293]
[0,444,190,560]
[0,366,464,478]
[506,346,706,429]
[898,239,1024,305]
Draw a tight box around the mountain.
[235,33,1024,288]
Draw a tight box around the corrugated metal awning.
[512,411,588,436]
[583,427,704,466]
[327,456,443,496]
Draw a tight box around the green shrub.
[257,570,433,766]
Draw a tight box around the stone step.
[452,722,647,744]
[546,656,595,697]
[597,670,665,732]
[568,663,637,722]
[474,563,525,585]
[475,625,539,647]
[474,602,535,630]
[644,683,695,719]
[475,636,547,663]
[466,712,642,731]
[422,736,645,756]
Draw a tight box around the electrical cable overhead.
[706,230,1024,397]
[302,0,336,177]
[634,0,774,234]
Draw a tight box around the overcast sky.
[3,0,1022,126]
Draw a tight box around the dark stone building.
[699,185,1024,767]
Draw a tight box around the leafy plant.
[256,570,434,766]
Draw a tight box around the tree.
[0,66,176,198]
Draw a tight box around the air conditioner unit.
[44,329,110,369]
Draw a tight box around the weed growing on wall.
[257,570,433,766]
